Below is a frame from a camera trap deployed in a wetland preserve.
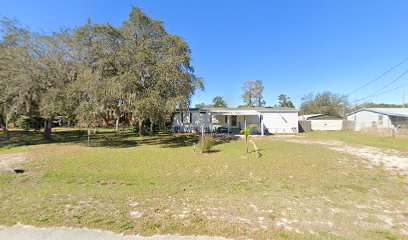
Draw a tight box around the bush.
[199,134,215,153]
[15,115,31,131]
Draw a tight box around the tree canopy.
[277,94,295,108]
[300,91,349,117]
[0,7,203,138]
[242,80,265,107]
[212,96,228,108]
[194,96,227,108]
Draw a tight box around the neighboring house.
[299,114,343,131]
[172,107,299,135]
[347,108,408,131]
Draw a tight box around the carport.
[209,109,264,136]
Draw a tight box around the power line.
[352,80,408,102]
[347,56,408,96]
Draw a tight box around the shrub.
[15,115,31,131]
[199,134,215,153]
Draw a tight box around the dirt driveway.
[0,225,226,240]
[278,135,408,175]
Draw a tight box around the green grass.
[0,129,407,239]
[304,130,408,153]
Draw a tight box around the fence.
[360,127,408,138]
[298,121,311,132]
[342,120,355,131]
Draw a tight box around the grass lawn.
[303,130,408,153]
[0,129,407,239]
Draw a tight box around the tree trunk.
[150,121,154,134]
[87,128,91,145]
[115,118,119,132]
[44,119,52,140]
[245,136,249,154]
[2,119,9,141]
[138,120,143,136]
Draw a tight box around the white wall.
[310,120,343,131]
[172,110,299,134]
[172,111,212,132]
[262,112,298,133]
[347,111,392,131]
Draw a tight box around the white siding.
[172,111,212,132]
[347,111,393,131]
[310,120,343,131]
[262,112,298,133]
[172,110,299,134]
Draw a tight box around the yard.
[0,130,407,239]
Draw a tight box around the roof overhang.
[347,108,408,118]
[209,110,260,116]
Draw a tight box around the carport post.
[227,115,230,137]
[244,116,247,131]
[261,115,264,136]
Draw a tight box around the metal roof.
[209,109,260,116]
[299,114,324,120]
[347,108,408,117]
[175,107,299,115]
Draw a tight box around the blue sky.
[1,0,408,107]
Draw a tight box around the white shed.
[299,114,344,131]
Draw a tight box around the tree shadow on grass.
[0,129,238,150]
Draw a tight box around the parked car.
[217,127,228,133]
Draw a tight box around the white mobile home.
[172,108,299,135]
[347,108,408,131]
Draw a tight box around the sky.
[1,0,408,108]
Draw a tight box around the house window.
[211,115,217,124]
[231,115,237,126]
[378,115,383,125]
[181,113,191,123]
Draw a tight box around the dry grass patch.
[0,131,407,239]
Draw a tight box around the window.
[211,115,217,124]
[378,115,383,125]
[181,112,191,123]
[231,115,237,126]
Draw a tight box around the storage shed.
[299,114,344,131]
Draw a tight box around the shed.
[299,114,343,131]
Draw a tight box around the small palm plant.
[240,124,258,154]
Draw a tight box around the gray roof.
[176,107,298,112]
[202,107,298,112]
[347,108,408,117]
[299,114,342,120]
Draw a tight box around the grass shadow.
[0,129,239,151]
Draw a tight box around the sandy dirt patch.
[278,135,408,174]
[0,224,227,240]
[0,152,30,173]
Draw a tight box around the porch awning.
[209,110,260,116]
